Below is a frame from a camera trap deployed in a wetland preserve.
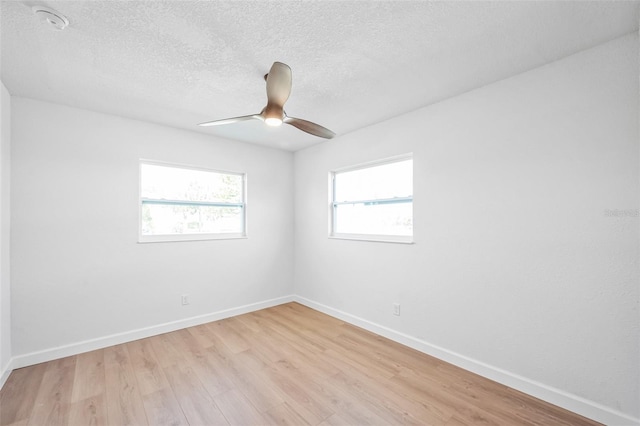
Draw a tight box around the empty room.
[0,1,638,425]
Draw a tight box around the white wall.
[11,98,294,359]
[0,81,12,385]
[294,33,639,423]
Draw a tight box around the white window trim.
[138,159,247,243]
[329,153,414,244]
[328,233,413,244]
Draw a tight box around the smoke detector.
[32,6,69,31]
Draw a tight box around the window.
[139,161,246,242]
[330,155,413,243]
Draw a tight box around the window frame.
[138,160,247,243]
[329,154,414,244]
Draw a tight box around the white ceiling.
[1,1,638,152]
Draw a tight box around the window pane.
[141,164,242,203]
[334,202,412,236]
[332,156,413,241]
[141,203,243,235]
[334,159,412,202]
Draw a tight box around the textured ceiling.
[1,1,638,151]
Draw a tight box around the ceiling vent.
[32,6,69,31]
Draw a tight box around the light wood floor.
[1,302,600,426]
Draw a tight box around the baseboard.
[294,296,639,426]
[10,295,294,372]
[0,357,15,390]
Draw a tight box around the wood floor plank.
[163,363,229,425]
[68,395,107,426]
[213,389,268,425]
[126,338,170,396]
[4,420,28,426]
[449,404,520,426]
[0,363,47,425]
[172,328,210,362]
[205,345,275,413]
[310,376,392,426]
[249,313,341,380]
[386,369,473,420]
[0,302,603,426]
[141,388,189,426]
[206,318,252,354]
[186,323,218,349]
[505,387,596,426]
[238,349,332,424]
[224,316,259,342]
[171,329,208,362]
[314,334,398,380]
[256,309,328,355]
[222,350,286,413]
[185,346,235,398]
[318,412,356,426]
[444,414,478,426]
[147,332,186,369]
[336,323,440,374]
[70,349,105,403]
[26,357,76,426]
[261,351,390,426]
[275,303,345,339]
[248,328,292,364]
[103,344,148,426]
[331,369,449,425]
[234,311,266,333]
[268,357,338,422]
[265,401,312,426]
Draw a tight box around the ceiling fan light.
[263,103,284,127]
[265,117,283,126]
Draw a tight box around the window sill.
[138,233,247,243]
[329,233,414,244]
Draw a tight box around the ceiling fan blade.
[266,62,292,107]
[198,114,261,127]
[284,116,335,139]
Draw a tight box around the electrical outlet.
[393,303,400,316]
[181,294,190,306]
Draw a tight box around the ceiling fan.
[199,62,335,139]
